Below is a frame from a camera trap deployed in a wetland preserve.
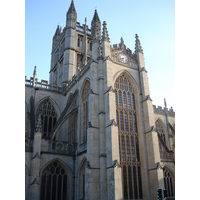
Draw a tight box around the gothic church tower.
[25,1,175,200]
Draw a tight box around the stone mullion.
[60,175,63,200]
[125,164,130,199]
[45,174,48,200]
[50,174,53,200]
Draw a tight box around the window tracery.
[163,168,174,197]
[40,161,69,200]
[35,99,57,138]
[115,74,143,199]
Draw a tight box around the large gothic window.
[81,81,90,143]
[36,99,57,138]
[115,74,143,199]
[40,161,69,200]
[163,168,175,197]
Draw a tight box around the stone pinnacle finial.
[164,98,167,108]
[67,0,76,14]
[135,34,143,54]
[102,21,110,42]
[92,9,100,23]
[33,66,36,77]
[120,37,124,49]
[35,114,43,133]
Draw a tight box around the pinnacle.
[135,34,143,54]
[67,0,76,14]
[92,9,100,23]
[102,21,110,42]
[33,66,37,77]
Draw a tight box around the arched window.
[155,120,166,142]
[114,74,143,199]
[40,161,70,200]
[163,167,175,197]
[82,81,90,143]
[35,99,57,138]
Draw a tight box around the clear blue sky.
[25,0,175,109]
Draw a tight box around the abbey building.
[25,1,175,199]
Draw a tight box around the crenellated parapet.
[110,38,137,63]
[76,22,92,35]
[153,105,175,117]
[26,61,91,95]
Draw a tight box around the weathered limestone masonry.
[25,1,175,200]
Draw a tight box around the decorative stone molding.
[104,86,115,94]
[98,111,105,115]
[105,119,118,128]
[88,121,100,129]
[106,160,121,169]
[31,152,41,160]
[30,178,40,186]
[145,126,155,134]
[98,76,104,81]
[142,95,153,102]
[103,55,113,63]
[139,67,147,73]
[90,89,99,95]
[148,162,163,171]
[99,153,107,157]
[87,161,100,169]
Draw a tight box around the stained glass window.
[36,99,57,138]
[114,74,143,199]
[40,161,69,200]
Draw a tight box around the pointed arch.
[35,97,59,138]
[39,158,72,200]
[35,96,61,117]
[113,69,140,94]
[114,72,143,199]
[81,79,90,143]
[163,166,175,197]
[80,78,90,96]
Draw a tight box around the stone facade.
[25,1,175,200]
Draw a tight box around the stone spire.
[66,0,77,28]
[102,21,110,42]
[35,114,42,133]
[92,9,100,23]
[135,34,143,54]
[33,66,37,87]
[67,0,76,14]
[91,9,101,38]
